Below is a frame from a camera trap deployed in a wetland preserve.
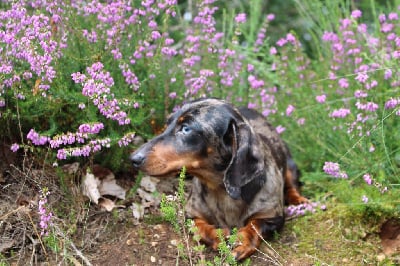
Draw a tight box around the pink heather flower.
[297,118,305,125]
[276,125,286,134]
[338,78,349,89]
[369,145,375,152]
[169,92,177,99]
[10,143,19,152]
[133,102,140,108]
[388,12,398,20]
[78,103,86,109]
[286,105,295,116]
[363,174,372,185]
[381,23,394,33]
[248,102,257,109]
[355,101,378,112]
[355,72,369,83]
[148,20,157,29]
[379,14,386,23]
[362,195,368,203]
[340,18,352,29]
[385,98,399,109]
[0,100,5,107]
[27,129,50,146]
[286,33,296,44]
[38,189,53,236]
[248,75,264,89]
[323,161,348,178]
[78,123,104,134]
[151,31,161,40]
[235,13,246,23]
[269,46,277,55]
[316,94,326,103]
[351,10,362,19]
[354,90,368,98]
[71,72,86,83]
[57,149,67,160]
[330,108,351,118]
[357,23,367,33]
[285,202,321,218]
[267,13,275,21]
[384,69,392,79]
[276,38,287,47]
[247,64,254,72]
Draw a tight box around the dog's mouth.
[135,160,182,178]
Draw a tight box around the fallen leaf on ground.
[99,178,126,200]
[81,167,126,204]
[140,175,159,192]
[82,172,101,204]
[98,198,125,212]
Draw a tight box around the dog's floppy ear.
[223,119,265,200]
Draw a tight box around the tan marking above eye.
[178,116,185,123]
[207,147,213,154]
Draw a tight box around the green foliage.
[160,167,186,232]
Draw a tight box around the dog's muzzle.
[130,151,145,168]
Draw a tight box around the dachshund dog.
[130,98,307,260]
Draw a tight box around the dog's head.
[130,98,265,200]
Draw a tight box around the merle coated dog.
[130,98,307,260]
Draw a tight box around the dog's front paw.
[210,228,230,250]
[232,243,256,261]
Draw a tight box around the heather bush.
[1,0,399,235]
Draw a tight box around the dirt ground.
[1,144,399,265]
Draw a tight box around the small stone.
[151,241,158,247]
[126,239,134,246]
[153,233,160,239]
[170,239,178,246]
[150,256,156,263]
[377,253,386,262]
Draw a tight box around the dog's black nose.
[130,152,145,168]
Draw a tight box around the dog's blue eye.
[181,124,191,134]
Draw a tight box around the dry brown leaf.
[98,198,125,212]
[82,168,126,205]
[140,175,159,192]
[99,178,126,200]
[81,172,101,204]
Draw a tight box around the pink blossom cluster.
[72,62,130,125]
[118,132,136,147]
[0,1,66,95]
[38,189,53,236]
[286,202,326,218]
[320,8,400,139]
[27,129,50,145]
[56,138,111,160]
[323,161,348,178]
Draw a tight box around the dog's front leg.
[193,217,230,250]
[231,219,262,260]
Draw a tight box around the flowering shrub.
[0,0,399,212]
